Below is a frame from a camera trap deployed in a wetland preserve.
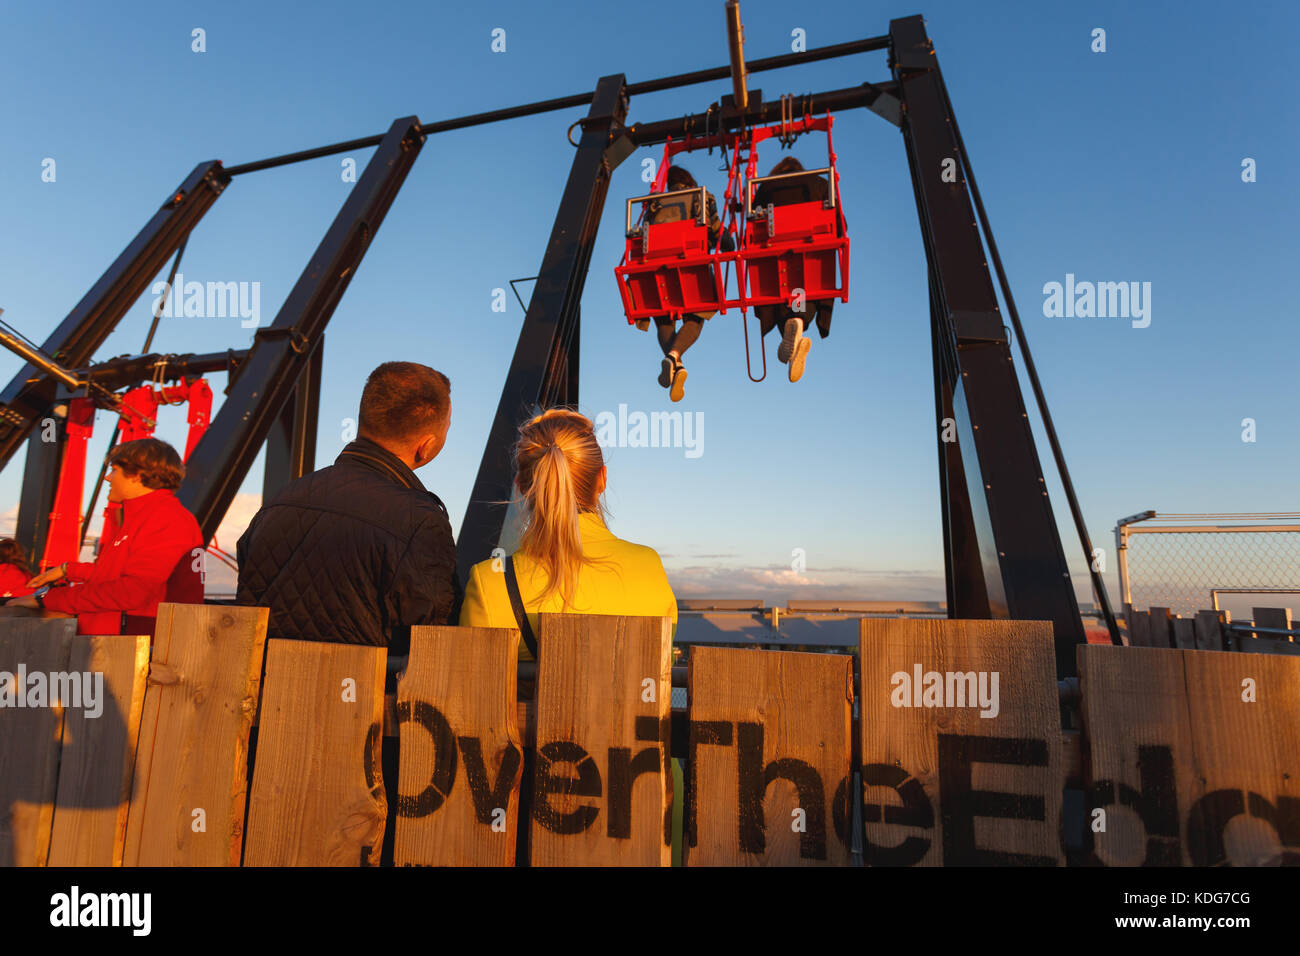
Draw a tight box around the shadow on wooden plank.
[244,639,386,866]
[0,618,76,867]
[123,604,267,866]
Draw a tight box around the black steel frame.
[1,16,1113,676]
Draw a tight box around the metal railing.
[1115,512,1300,618]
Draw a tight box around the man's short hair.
[108,438,185,490]
[358,362,451,443]
[770,156,805,176]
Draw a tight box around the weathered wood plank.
[1171,617,1197,650]
[685,646,853,866]
[47,634,150,866]
[0,618,76,867]
[1252,607,1293,636]
[858,618,1063,866]
[244,639,387,866]
[530,613,673,866]
[394,625,522,866]
[1194,610,1228,652]
[123,604,267,866]
[1147,607,1172,649]
[1128,610,1151,648]
[1079,645,1300,865]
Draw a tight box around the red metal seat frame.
[614,113,849,328]
[737,115,850,311]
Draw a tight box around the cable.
[142,237,188,353]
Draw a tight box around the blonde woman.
[459,408,677,658]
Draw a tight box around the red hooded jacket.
[0,564,34,598]
[42,488,205,636]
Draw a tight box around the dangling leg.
[664,317,704,403]
[655,317,677,388]
[670,317,704,358]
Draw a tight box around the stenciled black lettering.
[394,701,456,818]
[937,733,1054,866]
[1186,789,1300,866]
[686,720,733,847]
[457,736,522,825]
[1275,796,1300,865]
[737,722,826,860]
[1086,744,1180,865]
[637,714,674,846]
[532,740,601,835]
[607,746,661,839]
[860,763,934,866]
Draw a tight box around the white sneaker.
[778,317,804,364]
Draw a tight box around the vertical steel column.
[891,15,1086,676]
[14,416,64,567]
[262,334,323,502]
[180,118,425,541]
[915,174,992,621]
[457,75,631,583]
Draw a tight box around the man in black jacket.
[236,361,459,656]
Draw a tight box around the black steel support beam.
[178,117,424,542]
[891,15,1085,676]
[80,350,247,393]
[262,335,323,502]
[222,38,889,177]
[0,162,229,474]
[456,76,630,583]
[627,83,898,147]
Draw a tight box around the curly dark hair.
[0,538,33,577]
[108,438,185,490]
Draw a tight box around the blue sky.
[1,0,1296,604]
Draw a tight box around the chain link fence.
[1115,512,1300,619]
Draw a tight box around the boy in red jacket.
[11,438,205,636]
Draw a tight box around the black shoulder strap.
[503,556,539,659]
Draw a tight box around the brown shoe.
[788,335,810,383]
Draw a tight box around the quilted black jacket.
[235,437,460,655]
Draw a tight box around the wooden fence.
[1,604,1297,866]
[1127,605,1300,655]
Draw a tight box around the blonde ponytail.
[513,409,607,608]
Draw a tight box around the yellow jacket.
[458,512,677,660]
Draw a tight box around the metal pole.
[222,38,890,177]
[725,1,748,110]
[1115,523,1131,619]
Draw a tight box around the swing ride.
[0,6,1119,678]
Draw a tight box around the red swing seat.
[615,185,725,321]
[738,120,850,310]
